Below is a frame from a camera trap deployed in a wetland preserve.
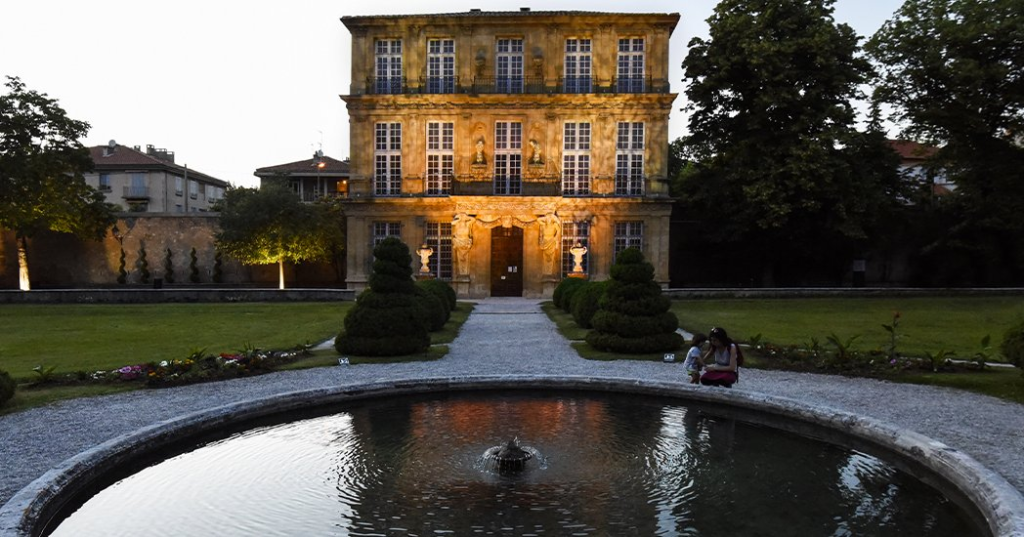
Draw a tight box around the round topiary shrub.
[0,370,15,408]
[418,279,454,322]
[1001,321,1024,370]
[572,280,608,329]
[553,277,588,311]
[422,278,457,311]
[335,238,430,356]
[415,285,448,332]
[585,247,683,354]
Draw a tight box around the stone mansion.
[339,10,678,297]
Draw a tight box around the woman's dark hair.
[691,333,707,346]
[709,327,732,345]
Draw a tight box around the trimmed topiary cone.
[336,237,430,356]
[586,247,683,354]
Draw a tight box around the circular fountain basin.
[2,377,1023,536]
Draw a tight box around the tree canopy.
[0,76,115,290]
[214,182,345,289]
[868,0,1024,284]
[677,0,901,285]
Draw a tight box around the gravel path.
[2,297,1023,509]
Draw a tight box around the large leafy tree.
[214,182,345,289]
[0,76,115,290]
[678,0,901,285]
[868,0,1024,284]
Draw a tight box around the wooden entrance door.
[490,227,523,297]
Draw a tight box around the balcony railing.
[122,186,150,199]
[342,177,652,198]
[356,76,670,96]
[420,76,459,94]
[371,76,407,95]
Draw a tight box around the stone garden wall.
[0,214,344,290]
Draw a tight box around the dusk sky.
[2,0,905,188]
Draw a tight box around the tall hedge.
[585,248,683,353]
[335,238,430,356]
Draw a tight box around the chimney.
[470,8,481,12]
[520,7,530,11]
[145,144,176,163]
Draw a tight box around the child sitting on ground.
[682,333,708,384]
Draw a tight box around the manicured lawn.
[0,302,353,381]
[1,301,475,414]
[670,296,1024,360]
[544,298,1024,405]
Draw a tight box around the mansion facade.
[340,10,679,297]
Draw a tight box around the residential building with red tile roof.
[254,153,351,201]
[85,141,230,213]
[887,139,955,196]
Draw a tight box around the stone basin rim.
[2,375,1023,537]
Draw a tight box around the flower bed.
[30,346,310,389]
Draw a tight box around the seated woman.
[700,327,739,387]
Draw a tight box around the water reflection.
[51,392,980,537]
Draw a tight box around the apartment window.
[372,221,401,246]
[374,122,402,196]
[564,38,592,93]
[205,184,214,200]
[614,221,644,259]
[189,179,198,199]
[561,220,591,277]
[426,39,455,94]
[426,122,454,195]
[615,122,645,195]
[375,39,403,94]
[617,38,645,92]
[175,203,183,213]
[496,38,524,93]
[174,176,183,196]
[98,174,111,191]
[562,122,591,195]
[424,221,453,280]
[493,121,522,195]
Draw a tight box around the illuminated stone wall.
[340,11,679,297]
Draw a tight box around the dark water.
[49,392,983,537]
